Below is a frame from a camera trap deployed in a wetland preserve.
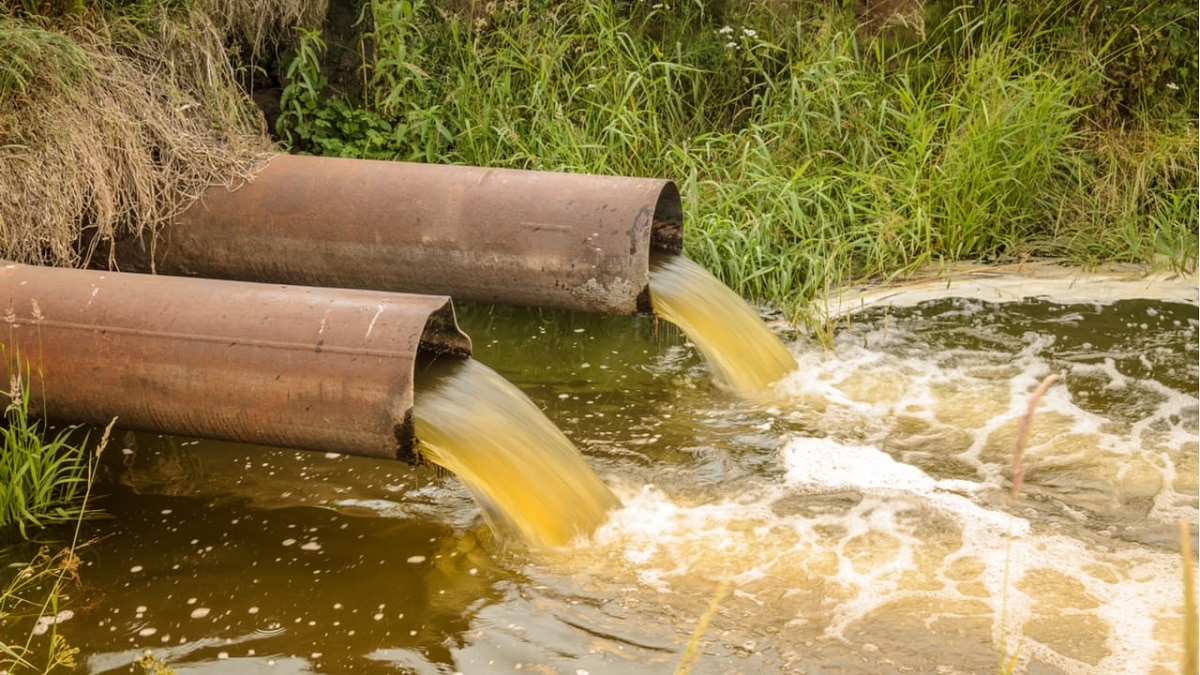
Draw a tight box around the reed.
[996,373,1060,674]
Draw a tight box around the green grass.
[276,0,1197,323]
[0,356,113,673]
[0,372,92,540]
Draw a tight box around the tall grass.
[277,0,1198,321]
[0,358,112,673]
[0,372,92,539]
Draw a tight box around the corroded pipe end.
[110,155,687,315]
[0,261,471,462]
[651,180,684,255]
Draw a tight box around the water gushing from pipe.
[413,357,618,549]
[649,255,797,395]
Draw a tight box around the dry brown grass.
[0,1,326,269]
[197,0,326,60]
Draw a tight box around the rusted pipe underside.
[0,262,470,462]
[108,155,684,315]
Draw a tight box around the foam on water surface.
[551,293,1197,673]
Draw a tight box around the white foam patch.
[781,437,1012,529]
[581,449,1189,672]
[784,437,935,491]
[826,264,1198,317]
[571,295,1195,673]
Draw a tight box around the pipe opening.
[650,180,684,256]
[633,180,685,314]
[417,302,473,361]
[398,302,473,463]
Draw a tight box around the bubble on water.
[31,610,73,636]
[189,607,210,619]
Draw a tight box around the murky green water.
[3,291,1196,674]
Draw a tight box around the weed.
[674,580,730,675]
[0,398,113,674]
[135,650,177,674]
[1183,520,1198,675]
[0,545,82,673]
[0,372,91,539]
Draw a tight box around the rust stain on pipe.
[0,262,470,461]
[111,156,684,314]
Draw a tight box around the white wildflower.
[717,25,734,35]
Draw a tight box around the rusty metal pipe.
[109,155,684,314]
[0,261,470,461]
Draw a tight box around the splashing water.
[649,255,797,395]
[413,357,618,549]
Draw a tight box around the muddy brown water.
[2,281,1196,674]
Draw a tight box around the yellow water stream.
[649,254,798,394]
[413,255,796,549]
[413,357,618,549]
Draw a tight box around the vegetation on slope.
[273,0,1198,319]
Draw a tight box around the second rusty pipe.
[0,261,471,462]
[109,156,685,314]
